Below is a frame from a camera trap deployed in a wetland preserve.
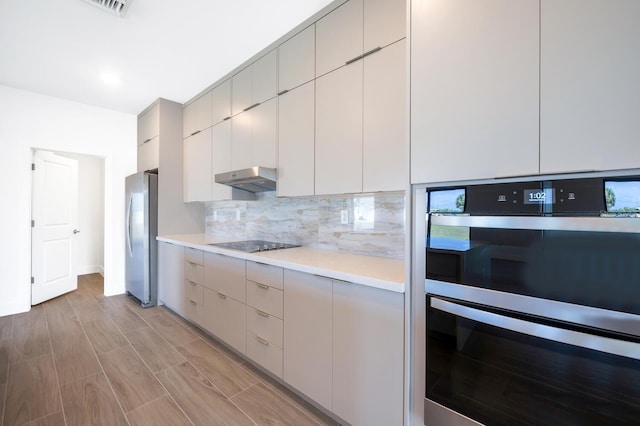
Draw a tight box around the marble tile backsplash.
[205,191,405,258]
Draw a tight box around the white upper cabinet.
[211,79,232,125]
[252,49,277,105]
[363,39,407,192]
[411,0,540,184]
[278,81,315,197]
[278,25,315,93]
[232,65,253,116]
[137,136,159,172]
[315,61,363,195]
[316,0,364,77]
[212,120,232,201]
[540,0,640,174]
[137,103,159,146]
[231,98,277,170]
[183,127,212,202]
[232,49,277,116]
[363,0,406,51]
[183,91,212,139]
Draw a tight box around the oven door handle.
[431,297,640,361]
[429,215,640,233]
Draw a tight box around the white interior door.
[31,150,79,305]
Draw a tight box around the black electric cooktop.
[209,240,300,253]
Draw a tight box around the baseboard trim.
[77,265,104,276]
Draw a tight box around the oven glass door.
[426,295,640,425]
[427,215,640,316]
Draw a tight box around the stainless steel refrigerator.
[125,171,158,307]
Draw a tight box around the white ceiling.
[0,0,334,115]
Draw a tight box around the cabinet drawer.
[184,297,203,326]
[246,262,283,290]
[247,331,283,378]
[246,280,283,319]
[247,307,283,348]
[203,288,246,355]
[184,261,204,285]
[184,280,203,304]
[204,253,246,302]
[184,248,204,265]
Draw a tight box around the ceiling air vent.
[83,0,132,17]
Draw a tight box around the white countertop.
[157,234,406,293]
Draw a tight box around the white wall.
[59,152,105,276]
[0,85,136,316]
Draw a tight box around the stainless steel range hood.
[215,167,276,193]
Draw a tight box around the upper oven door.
[426,215,640,334]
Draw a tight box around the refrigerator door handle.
[126,195,133,256]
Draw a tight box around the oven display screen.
[524,188,555,204]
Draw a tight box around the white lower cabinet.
[246,261,284,378]
[203,252,247,354]
[332,281,404,426]
[157,242,184,315]
[203,287,246,354]
[283,270,333,410]
[283,269,404,425]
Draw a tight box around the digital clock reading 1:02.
[523,188,555,204]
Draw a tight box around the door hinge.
[31,276,34,284]
[31,163,35,171]
[31,220,35,227]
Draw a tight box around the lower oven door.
[425,295,640,426]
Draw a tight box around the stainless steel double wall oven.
[422,175,640,425]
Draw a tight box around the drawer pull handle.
[217,292,227,299]
[362,46,382,59]
[189,300,197,306]
[277,89,289,96]
[188,262,197,267]
[256,336,269,345]
[189,281,197,286]
[256,309,269,318]
[143,138,152,144]
[223,116,231,121]
[190,130,201,137]
[256,283,269,290]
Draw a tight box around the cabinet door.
[251,98,277,169]
[232,65,253,116]
[212,120,232,200]
[252,50,277,105]
[183,127,212,202]
[231,112,252,170]
[540,0,640,174]
[211,79,232,125]
[278,25,315,92]
[278,82,315,197]
[137,136,159,172]
[204,252,246,302]
[316,0,364,76]
[157,242,184,315]
[203,287,246,354]
[364,0,406,51]
[332,281,404,426]
[183,91,212,138]
[363,40,407,192]
[411,0,539,184]
[137,103,159,146]
[315,61,363,195]
[283,270,332,411]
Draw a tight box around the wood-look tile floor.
[0,274,339,426]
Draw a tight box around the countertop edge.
[157,235,406,294]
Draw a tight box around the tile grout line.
[70,288,133,426]
[42,303,69,426]
[226,382,260,426]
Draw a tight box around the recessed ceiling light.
[101,72,121,87]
